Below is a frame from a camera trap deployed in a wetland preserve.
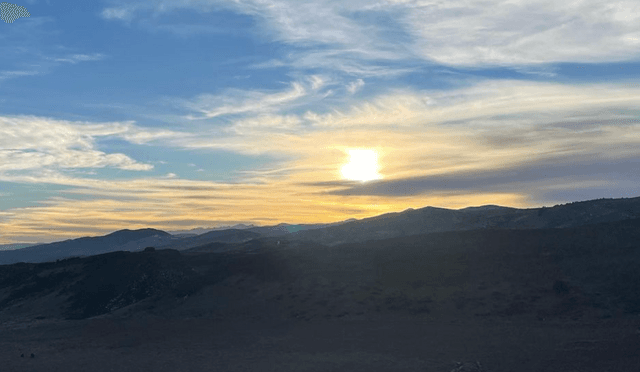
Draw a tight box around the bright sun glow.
[341,149,382,182]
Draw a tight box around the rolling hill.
[290,196,640,246]
[2,196,639,266]
[0,229,175,265]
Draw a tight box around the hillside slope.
[1,218,639,322]
[291,197,640,246]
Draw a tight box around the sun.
[341,149,382,182]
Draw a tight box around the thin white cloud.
[251,46,416,77]
[101,0,640,69]
[119,127,185,144]
[250,59,288,69]
[101,0,415,75]
[0,149,151,171]
[0,116,185,173]
[306,80,640,129]
[346,79,365,94]
[224,114,302,135]
[184,81,306,119]
[101,6,135,21]
[401,0,640,66]
[0,70,40,80]
[51,53,106,64]
[307,75,326,90]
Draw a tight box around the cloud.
[400,0,640,66]
[224,114,302,135]
[101,0,640,71]
[255,48,418,77]
[307,75,326,90]
[312,154,640,198]
[0,70,40,80]
[185,82,306,119]
[0,116,186,173]
[101,6,135,21]
[169,80,640,213]
[0,16,106,83]
[1,170,402,243]
[346,79,365,94]
[101,0,416,75]
[304,80,640,129]
[0,149,151,172]
[173,80,640,164]
[50,53,106,64]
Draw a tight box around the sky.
[0,0,639,244]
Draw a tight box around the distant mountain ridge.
[168,224,257,236]
[0,243,35,251]
[1,196,639,265]
[0,228,176,265]
[289,196,640,246]
[159,229,262,251]
[1,216,640,322]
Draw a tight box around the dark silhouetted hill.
[0,248,201,319]
[2,196,639,265]
[160,229,262,251]
[0,243,34,251]
[0,229,174,265]
[168,223,257,236]
[1,217,639,323]
[290,197,640,246]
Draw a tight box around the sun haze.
[341,149,382,182]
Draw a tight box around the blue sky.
[1,0,639,243]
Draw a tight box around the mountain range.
[288,197,640,246]
[1,196,639,265]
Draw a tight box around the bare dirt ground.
[2,314,639,372]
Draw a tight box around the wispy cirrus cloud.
[223,114,302,135]
[101,6,135,21]
[398,0,640,66]
[303,80,640,129]
[0,70,40,80]
[100,0,640,72]
[100,0,416,76]
[346,79,365,94]
[0,14,106,83]
[0,116,185,173]
[184,81,307,119]
[49,53,106,64]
